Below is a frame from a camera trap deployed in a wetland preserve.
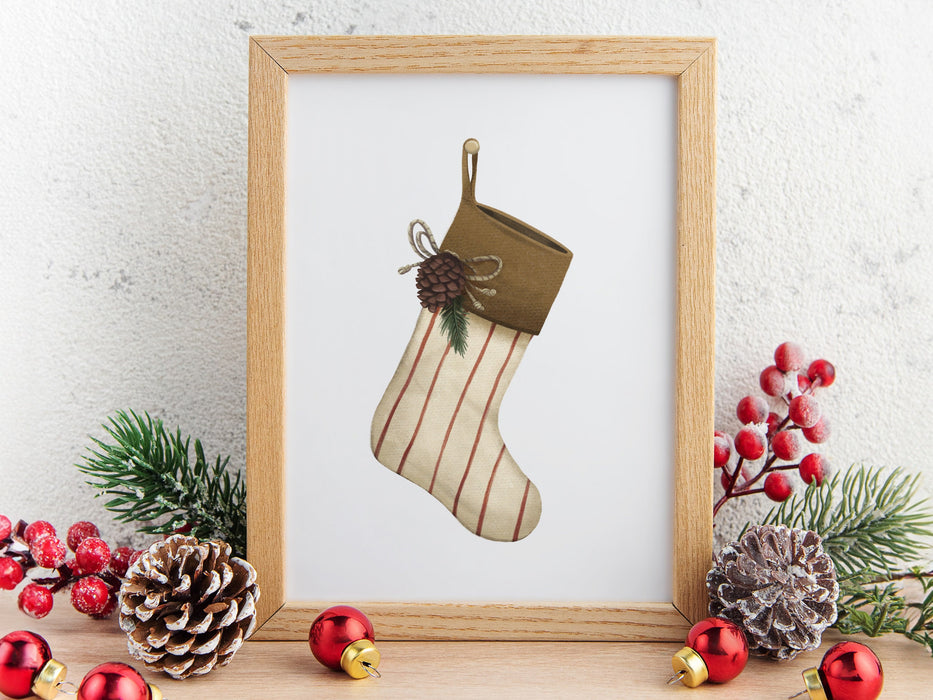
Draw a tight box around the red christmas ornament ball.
[819,641,883,700]
[0,630,52,699]
[685,617,748,683]
[309,605,375,670]
[77,662,150,700]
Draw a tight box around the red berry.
[759,365,786,397]
[764,472,793,501]
[109,546,135,577]
[789,394,821,428]
[0,515,11,541]
[127,550,144,570]
[713,433,732,469]
[800,454,829,486]
[18,583,54,619]
[23,520,56,545]
[63,557,84,577]
[774,342,805,372]
[75,537,111,575]
[720,465,751,490]
[765,412,782,437]
[91,593,118,619]
[802,417,831,444]
[31,536,67,569]
[734,426,766,460]
[736,395,769,425]
[808,359,836,388]
[70,575,110,615]
[797,373,811,394]
[772,430,803,461]
[67,521,101,552]
[0,557,24,589]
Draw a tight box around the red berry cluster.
[713,342,835,517]
[0,516,142,620]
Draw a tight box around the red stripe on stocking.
[453,330,521,517]
[373,311,438,459]
[397,341,452,475]
[428,323,497,495]
[513,480,531,542]
[475,444,506,538]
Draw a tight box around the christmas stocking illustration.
[371,139,572,541]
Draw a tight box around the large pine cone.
[416,252,465,312]
[119,535,260,679]
[707,524,838,660]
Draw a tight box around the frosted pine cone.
[707,524,838,660]
[119,535,260,679]
[416,252,465,311]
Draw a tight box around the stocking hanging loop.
[461,138,479,202]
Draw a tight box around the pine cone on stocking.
[707,524,838,660]
[119,534,260,679]
[416,252,465,312]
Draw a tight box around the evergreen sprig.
[751,464,933,655]
[440,296,469,357]
[78,410,246,557]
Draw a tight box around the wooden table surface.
[2,605,928,698]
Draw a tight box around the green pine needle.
[77,410,246,557]
[440,296,469,357]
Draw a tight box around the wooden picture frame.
[247,35,715,641]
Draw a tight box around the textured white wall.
[1,1,931,551]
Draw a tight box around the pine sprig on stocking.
[750,464,933,655]
[78,410,246,557]
[440,296,469,357]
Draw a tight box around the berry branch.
[0,515,142,620]
[713,342,835,517]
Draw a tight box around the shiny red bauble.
[685,617,749,683]
[77,662,151,700]
[818,641,883,700]
[0,630,52,699]
[309,605,375,670]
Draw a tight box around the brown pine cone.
[119,534,260,679]
[416,252,465,312]
[707,524,838,660]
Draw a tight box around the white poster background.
[285,74,676,602]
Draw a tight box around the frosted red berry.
[734,426,766,460]
[0,557,24,590]
[23,520,56,545]
[713,432,732,468]
[0,515,11,541]
[759,365,786,397]
[789,394,822,428]
[63,557,83,577]
[800,454,829,486]
[75,537,111,575]
[764,472,793,502]
[808,359,836,388]
[71,575,110,615]
[765,412,782,437]
[109,546,135,577]
[31,536,66,569]
[720,465,751,491]
[67,521,101,552]
[127,550,143,570]
[774,342,805,372]
[802,417,831,444]
[736,395,769,425]
[772,430,803,461]
[18,583,54,619]
[796,373,811,394]
[91,593,118,619]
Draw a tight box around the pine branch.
[757,465,933,576]
[440,296,469,357]
[78,410,246,557]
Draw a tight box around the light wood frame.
[247,35,715,641]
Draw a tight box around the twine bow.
[398,219,502,311]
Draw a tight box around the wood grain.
[7,605,928,699]
[247,35,717,641]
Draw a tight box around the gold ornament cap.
[147,683,163,700]
[31,658,67,700]
[801,667,828,700]
[340,639,381,679]
[671,646,709,688]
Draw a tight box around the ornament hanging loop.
[57,681,79,695]
[788,691,808,699]
[361,661,382,679]
[666,670,686,685]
